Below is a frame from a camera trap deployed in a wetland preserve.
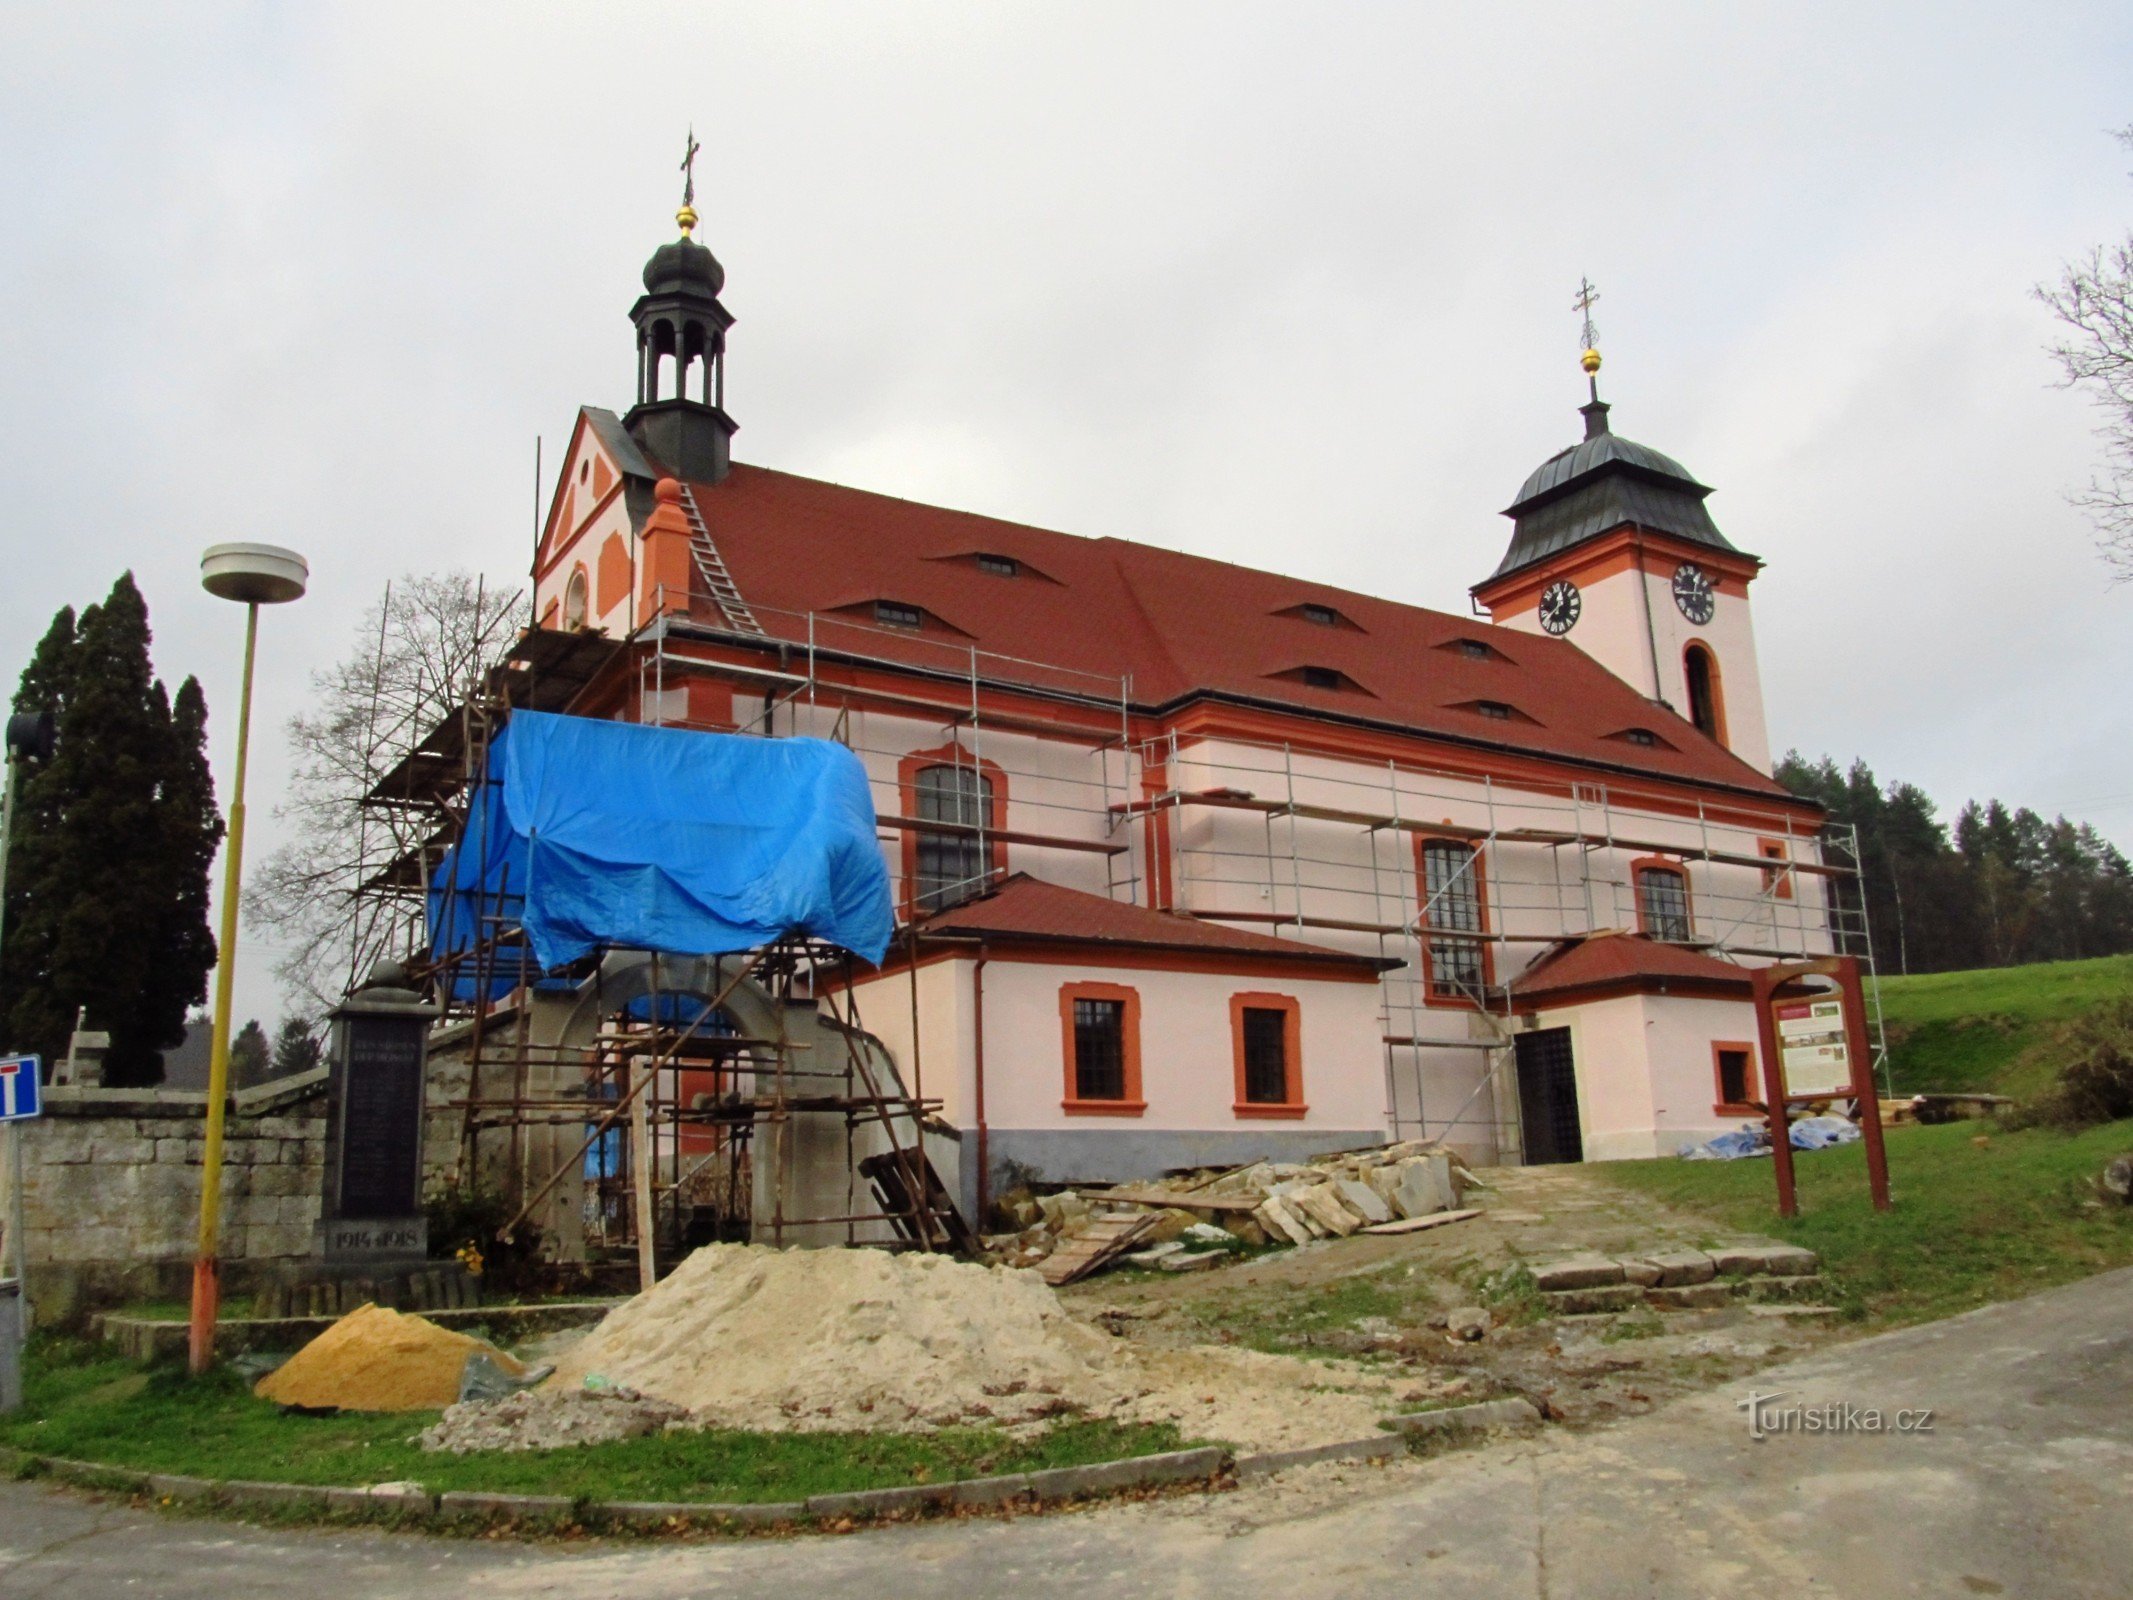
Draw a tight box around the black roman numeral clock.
[1671,563,1716,625]
[1538,579,1581,635]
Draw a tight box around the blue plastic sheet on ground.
[428,711,893,988]
[1679,1115,1865,1160]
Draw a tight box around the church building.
[514,191,1849,1217]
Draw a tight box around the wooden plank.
[1359,1207,1483,1237]
[1090,1187,1262,1213]
[875,814,1127,856]
[1036,1213,1157,1286]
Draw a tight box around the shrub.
[2014,997,2133,1129]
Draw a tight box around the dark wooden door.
[1514,1027,1584,1164]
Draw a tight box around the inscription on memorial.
[336,1016,426,1218]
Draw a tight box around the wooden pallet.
[1036,1212,1159,1286]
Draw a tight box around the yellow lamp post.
[189,543,308,1375]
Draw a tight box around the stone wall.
[0,1070,328,1326]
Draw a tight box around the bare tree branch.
[245,572,524,1009]
[2038,126,2133,579]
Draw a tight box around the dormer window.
[1301,603,1337,626]
[875,600,922,630]
[976,553,1020,578]
[1457,640,1491,660]
[1475,700,1512,721]
[1624,728,1657,746]
[1301,665,1341,690]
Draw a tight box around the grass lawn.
[1596,1118,2133,1326]
[0,1343,1191,1504]
[1871,953,2133,1099]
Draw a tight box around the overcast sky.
[3,2,2130,1025]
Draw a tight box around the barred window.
[1240,1007,1290,1104]
[1637,864,1692,942]
[1422,840,1487,995]
[1072,999,1127,1101]
[913,764,992,912]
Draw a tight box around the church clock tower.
[1471,284,1771,773]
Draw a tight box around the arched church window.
[1684,644,1724,743]
[564,568,589,630]
[913,764,994,912]
[1635,863,1693,943]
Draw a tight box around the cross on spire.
[680,126,701,208]
[1573,275,1603,401]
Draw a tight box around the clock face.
[1672,563,1716,625]
[1538,579,1581,636]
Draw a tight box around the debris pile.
[253,1303,529,1413]
[419,1385,688,1453]
[988,1141,1476,1279]
[543,1242,1126,1430]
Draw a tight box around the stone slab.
[1291,1184,1362,1237]
[1532,1256,1628,1291]
[1390,1397,1543,1436]
[1711,1244,1820,1277]
[1334,1179,1393,1226]
[1540,1284,1649,1315]
[1638,1250,1718,1287]
[1649,1282,1739,1311]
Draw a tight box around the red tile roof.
[913,875,1392,970]
[650,449,1792,800]
[1509,931,1757,1005]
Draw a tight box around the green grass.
[1596,1119,2133,1326]
[0,1343,1191,1504]
[1871,953,2133,1098]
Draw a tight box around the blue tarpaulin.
[428,711,894,983]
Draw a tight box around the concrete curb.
[4,1442,1234,1533]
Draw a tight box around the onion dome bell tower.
[1471,281,1772,772]
[623,134,736,484]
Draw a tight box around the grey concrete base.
[981,1127,1384,1219]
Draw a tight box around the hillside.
[1870,953,2133,1100]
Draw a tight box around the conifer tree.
[2,575,223,1083]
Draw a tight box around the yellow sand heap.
[254,1303,527,1413]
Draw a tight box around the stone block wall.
[0,1071,328,1326]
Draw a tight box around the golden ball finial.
[676,202,699,237]
[1580,347,1603,376]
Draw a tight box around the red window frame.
[897,744,1008,919]
[1631,856,1695,942]
[1058,981,1145,1116]
[1230,992,1306,1118]
[1712,1039,1760,1117]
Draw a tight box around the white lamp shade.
[201,543,309,605]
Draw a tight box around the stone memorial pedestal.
[315,963,439,1286]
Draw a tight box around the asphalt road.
[4,1264,2130,1599]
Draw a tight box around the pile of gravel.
[417,1385,689,1453]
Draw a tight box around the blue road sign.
[0,1055,40,1121]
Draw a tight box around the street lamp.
[189,542,308,1375]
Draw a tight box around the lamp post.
[189,543,308,1375]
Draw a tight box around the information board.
[1773,997,1852,1097]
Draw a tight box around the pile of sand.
[255,1303,528,1413]
[546,1244,1127,1431]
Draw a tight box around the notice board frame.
[1750,954,1891,1218]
